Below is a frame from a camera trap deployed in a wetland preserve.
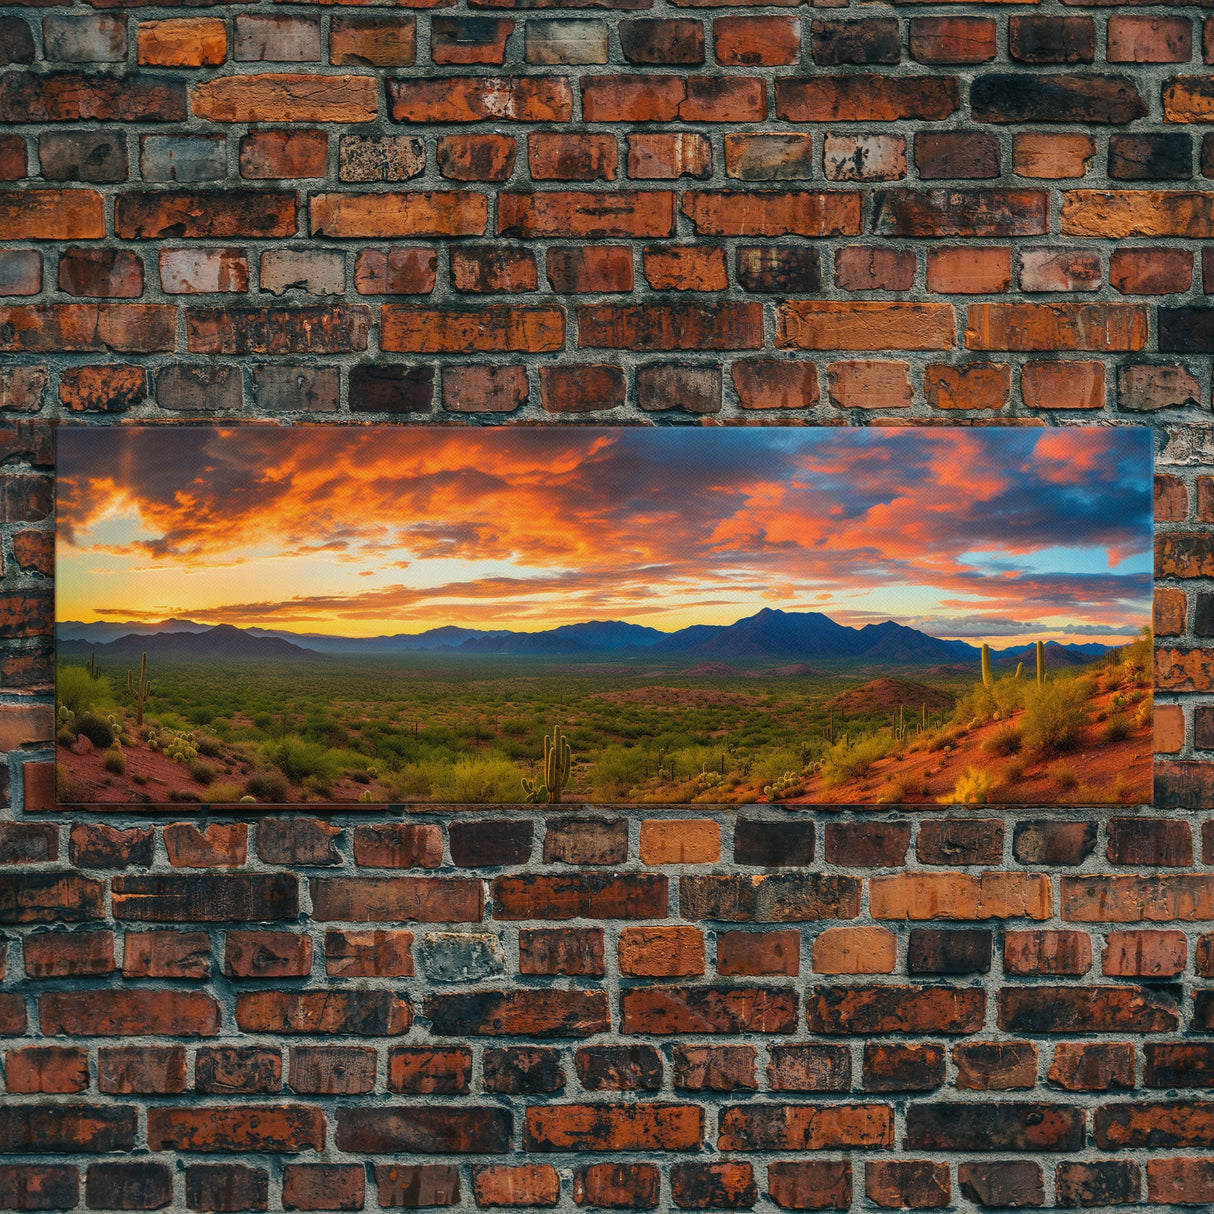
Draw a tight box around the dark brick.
[958,1162,1044,1209]
[185,1165,268,1213]
[1009,16,1095,64]
[863,1043,946,1093]
[971,75,1147,124]
[576,1045,663,1092]
[907,930,992,975]
[810,19,899,66]
[448,819,532,867]
[736,246,821,294]
[85,1163,172,1210]
[483,1047,565,1094]
[1013,821,1096,866]
[733,819,814,867]
[348,364,434,412]
[906,1103,1083,1152]
[1109,134,1192,181]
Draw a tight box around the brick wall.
[3,0,1214,1208]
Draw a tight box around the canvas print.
[55,424,1153,808]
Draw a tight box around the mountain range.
[57,609,1118,668]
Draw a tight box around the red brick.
[865,1161,950,1210]
[282,1164,364,1212]
[0,1165,78,1211]
[725,133,814,182]
[353,822,443,868]
[620,19,703,66]
[954,1042,1038,1091]
[338,1107,509,1154]
[717,930,800,977]
[375,1165,460,1209]
[85,1163,172,1212]
[193,73,374,123]
[777,76,957,122]
[673,1046,756,1094]
[527,1104,702,1152]
[636,364,721,413]
[311,192,485,238]
[353,246,437,295]
[388,1047,471,1094]
[390,76,571,123]
[238,129,327,179]
[149,1106,324,1153]
[288,1046,375,1096]
[1148,1159,1214,1205]
[778,301,954,351]
[835,247,915,292]
[909,17,995,64]
[518,927,605,976]
[58,364,148,413]
[671,1162,756,1210]
[0,304,174,353]
[23,930,115,977]
[474,1165,559,1209]
[236,990,411,1035]
[324,929,413,978]
[427,990,608,1038]
[583,74,764,123]
[925,363,1010,411]
[186,1165,268,1213]
[1111,247,1192,295]
[1108,15,1193,62]
[916,131,1000,180]
[767,1162,851,1211]
[196,1046,283,1095]
[436,133,516,182]
[579,302,761,351]
[1000,985,1179,1033]
[683,190,859,237]
[1107,817,1193,865]
[643,244,727,291]
[966,302,1147,351]
[719,1104,892,1152]
[714,16,799,65]
[767,1044,850,1093]
[627,132,711,180]
[124,930,211,979]
[1021,360,1105,409]
[828,360,913,410]
[330,15,415,66]
[163,821,247,868]
[5,1045,88,1094]
[1048,1042,1135,1092]
[546,246,633,293]
[0,71,185,123]
[618,925,705,977]
[813,927,898,975]
[138,18,227,66]
[540,364,624,413]
[117,190,296,239]
[380,304,562,353]
[573,1162,659,1209]
[622,985,796,1035]
[432,16,510,65]
[186,304,368,355]
[500,190,673,238]
[1055,1161,1140,1206]
[442,364,528,413]
[1014,133,1096,180]
[40,989,220,1037]
[225,931,312,979]
[732,360,818,410]
[863,1043,946,1093]
[528,131,616,181]
[807,986,985,1035]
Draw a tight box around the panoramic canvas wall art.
[55,424,1153,808]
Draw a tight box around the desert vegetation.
[55,630,1152,807]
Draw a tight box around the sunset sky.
[56,425,1152,647]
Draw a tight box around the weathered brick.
[863,1043,946,1094]
[1049,1042,1135,1093]
[776,76,956,122]
[866,1161,950,1211]
[1055,1160,1140,1206]
[138,18,226,67]
[185,1165,268,1213]
[225,931,312,978]
[432,17,511,65]
[338,1107,511,1154]
[573,1162,659,1209]
[540,364,624,413]
[330,15,416,67]
[910,17,995,65]
[474,1163,558,1209]
[806,986,985,1035]
[999,985,1179,1033]
[719,1104,892,1152]
[618,926,705,977]
[0,72,185,123]
[375,1165,460,1209]
[906,1104,1083,1153]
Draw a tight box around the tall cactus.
[1014,662,1024,680]
[1036,640,1045,688]
[543,725,572,804]
[981,643,993,690]
[126,651,150,726]
[86,652,99,680]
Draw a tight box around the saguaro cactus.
[1014,662,1024,680]
[544,724,572,803]
[1036,640,1045,688]
[981,643,993,690]
[126,651,150,726]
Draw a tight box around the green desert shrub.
[1101,714,1131,744]
[74,712,115,749]
[245,769,290,802]
[1022,680,1088,757]
[57,665,114,716]
[443,755,526,803]
[820,732,894,789]
[942,766,994,805]
[265,736,341,786]
[101,748,125,775]
[193,734,224,758]
[56,764,87,802]
[984,724,1022,757]
[205,781,245,803]
[1047,761,1079,790]
[189,759,217,786]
